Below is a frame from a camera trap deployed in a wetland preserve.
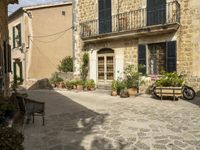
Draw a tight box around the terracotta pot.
[77,85,83,91]
[111,90,117,96]
[128,88,138,96]
[60,82,65,88]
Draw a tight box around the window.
[13,24,22,48]
[98,0,112,34]
[138,41,177,75]
[147,0,166,26]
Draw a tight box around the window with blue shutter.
[138,45,147,75]
[99,0,112,34]
[166,41,177,72]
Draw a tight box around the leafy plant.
[86,79,95,89]
[76,80,84,86]
[50,72,63,84]
[58,56,73,73]
[0,127,24,150]
[124,65,140,88]
[64,80,74,90]
[155,72,184,87]
[116,79,127,93]
[111,80,117,91]
[80,53,89,81]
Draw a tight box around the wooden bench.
[153,87,182,101]
[11,93,45,125]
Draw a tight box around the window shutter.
[138,45,146,75]
[13,62,17,84]
[166,41,176,72]
[7,44,12,72]
[3,41,7,74]
[18,24,22,47]
[13,26,15,48]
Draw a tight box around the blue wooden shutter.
[166,41,176,72]
[138,45,146,74]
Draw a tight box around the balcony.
[80,1,180,42]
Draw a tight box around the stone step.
[97,84,112,90]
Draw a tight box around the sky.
[8,0,68,14]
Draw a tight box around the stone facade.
[74,0,200,94]
[0,0,18,97]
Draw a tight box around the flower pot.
[128,88,138,96]
[60,82,65,88]
[120,90,129,98]
[111,90,117,96]
[77,85,83,91]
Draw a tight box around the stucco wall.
[28,4,73,79]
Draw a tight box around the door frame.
[97,53,115,83]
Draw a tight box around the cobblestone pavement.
[23,90,200,150]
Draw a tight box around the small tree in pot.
[124,65,139,96]
[111,80,117,96]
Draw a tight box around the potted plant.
[77,80,84,91]
[86,79,96,91]
[50,72,63,88]
[116,79,127,95]
[120,87,129,98]
[70,80,77,89]
[65,80,73,90]
[111,80,117,96]
[124,65,139,96]
[154,72,184,100]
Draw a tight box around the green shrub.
[86,79,95,89]
[58,56,73,73]
[0,127,24,150]
[50,72,63,84]
[76,80,84,86]
[116,79,127,91]
[155,72,184,87]
[80,53,89,81]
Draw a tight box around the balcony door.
[147,0,166,26]
[98,48,114,83]
[98,0,112,34]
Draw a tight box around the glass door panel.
[98,56,105,80]
[106,56,114,80]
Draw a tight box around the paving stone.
[153,144,167,150]
[135,141,150,150]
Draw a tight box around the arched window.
[97,48,114,54]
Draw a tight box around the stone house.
[8,2,73,88]
[0,0,18,97]
[74,0,200,94]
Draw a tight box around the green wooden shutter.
[18,24,22,47]
[13,62,17,84]
[166,41,177,72]
[19,62,23,83]
[3,41,7,73]
[7,44,11,72]
[138,45,147,75]
[13,26,15,48]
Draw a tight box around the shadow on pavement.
[21,89,108,150]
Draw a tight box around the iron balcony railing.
[80,1,180,38]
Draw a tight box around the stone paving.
[23,89,200,150]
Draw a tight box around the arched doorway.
[97,48,114,83]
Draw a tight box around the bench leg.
[42,115,45,126]
[32,113,35,124]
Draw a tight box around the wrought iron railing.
[80,1,180,38]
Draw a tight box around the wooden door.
[98,55,114,82]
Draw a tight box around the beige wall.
[29,4,73,79]
[9,3,73,85]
